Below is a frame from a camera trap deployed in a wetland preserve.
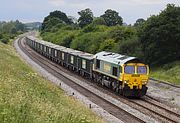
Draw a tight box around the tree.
[117,36,143,57]
[108,26,136,42]
[15,20,25,32]
[139,4,180,65]
[41,10,72,32]
[43,17,65,32]
[47,10,72,24]
[0,20,25,44]
[99,39,116,51]
[11,27,17,34]
[134,18,145,27]
[78,8,93,28]
[92,17,106,25]
[101,9,123,26]
[2,22,14,34]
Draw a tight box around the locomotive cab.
[120,63,149,97]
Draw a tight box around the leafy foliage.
[92,17,106,26]
[99,39,116,52]
[108,26,136,42]
[134,18,145,27]
[101,9,123,26]
[0,34,9,44]
[41,10,73,32]
[78,8,93,28]
[117,36,143,58]
[70,31,107,54]
[139,4,180,65]
[0,20,25,44]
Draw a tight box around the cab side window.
[112,67,118,76]
[96,60,100,69]
[119,66,122,73]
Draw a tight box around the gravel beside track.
[147,79,180,108]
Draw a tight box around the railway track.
[17,37,180,123]
[129,98,180,123]
[18,37,146,123]
[150,78,180,88]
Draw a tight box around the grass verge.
[150,61,180,85]
[0,41,104,123]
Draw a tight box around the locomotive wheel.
[101,80,105,87]
[112,82,116,91]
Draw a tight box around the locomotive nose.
[124,76,142,89]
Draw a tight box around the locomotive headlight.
[124,80,129,84]
[142,79,147,84]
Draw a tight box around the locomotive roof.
[94,51,137,65]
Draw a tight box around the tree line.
[41,4,180,66]
[0,20,25,44]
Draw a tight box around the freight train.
[26,36,149,97]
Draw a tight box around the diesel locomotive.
[26,36,149,97]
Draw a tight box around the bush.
[1,37,9,44]
[92,17,106,25]
[117,36,143,58]
[60,33,75,47]
[108,26,137,42]
[82,24,96,33]
[0,33,10,44]
[70,32,107,53]
[99,39,116,52]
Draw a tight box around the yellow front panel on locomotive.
[119,63,149,89]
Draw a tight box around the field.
[0,41,104,123]
[150,61,180,85]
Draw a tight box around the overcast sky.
[0,0,179,24]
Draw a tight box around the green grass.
[0,42,105,123]
[150,61,180,85]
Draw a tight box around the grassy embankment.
[0,41,104,123]
[150,61,180,85]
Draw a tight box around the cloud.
[131,0,165,5]
[49,0,65,6]
[99,0,164,6]
[69,3,87,9]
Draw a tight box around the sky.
[0,0,179,24]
